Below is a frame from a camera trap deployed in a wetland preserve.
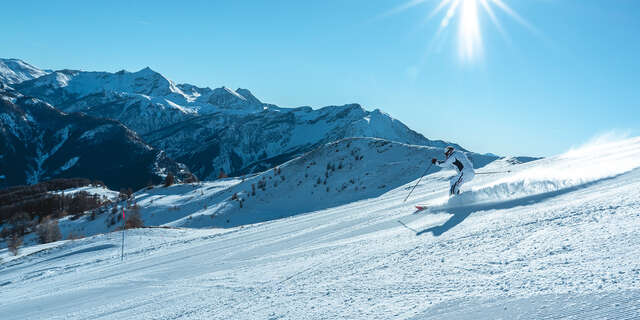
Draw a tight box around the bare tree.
[36,216,62,244]
[164,172,175,187]
[8,233,22,256]
[125,205,144,229]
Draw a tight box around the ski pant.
[449,170,474,196]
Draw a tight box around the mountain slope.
[0,87,190,190]
[166,137,492,228]
[14,63,465,180]
[143,104,463,179]
[36,138,495,238]
[1,137,639,319]
[0,58,50,85]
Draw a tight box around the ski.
[414,205,428,211]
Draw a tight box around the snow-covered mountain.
[14,68,269,134]
[2,136,639,319]
[143,103,463,179]
[0,87,190,190]
[13,63,464,180]
[0,58,50,85]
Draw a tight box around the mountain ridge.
[10,60,469,180]
[0,86,191,190]
[0,58,51,85]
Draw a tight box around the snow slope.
[38,138,496,239]
[0,58,50,85]
[1,137,639,319]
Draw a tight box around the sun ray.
[381,0,430,18]
[438,0,460,30]
[458,0,482,61]
[382,0,538,64]
[479,0,509,41]
[417,0,452,28]
[427,0,453,21]
[490,0,539,35]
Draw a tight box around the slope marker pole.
[121,208,125,261]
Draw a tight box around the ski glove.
[431,158,437,164]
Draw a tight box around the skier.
[432,146,475,196]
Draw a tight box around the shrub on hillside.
[183,173,198,184]
[124,204,144,229]
[0,226,11,239]
[9,212,31,236]
[257,178,266,191]
[8,234,22,256]
[36,216,62,244]
[124,212,144,229]
[67,232,83,241]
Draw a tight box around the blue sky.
[2,0,638,156]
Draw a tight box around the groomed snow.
[1,137,640,319]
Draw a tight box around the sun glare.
[459,0,481,61]
[384,0,534,62]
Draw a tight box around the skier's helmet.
[444,146,455,157]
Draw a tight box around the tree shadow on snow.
[416,173,623,237]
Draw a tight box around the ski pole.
[404,163,434,202]
[475,170,511,175]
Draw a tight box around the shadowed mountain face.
[0,87,189,190]
[14,66,464,180]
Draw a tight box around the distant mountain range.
[0,58,50,85]
[0,86,189,190]
[1,58,482,189]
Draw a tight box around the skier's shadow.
[416,209,472,236]
[415,173,623,237]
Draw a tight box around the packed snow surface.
[1,137,640,319]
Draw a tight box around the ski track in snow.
[1,138,640,319]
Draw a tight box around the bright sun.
[385,0,535,62]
